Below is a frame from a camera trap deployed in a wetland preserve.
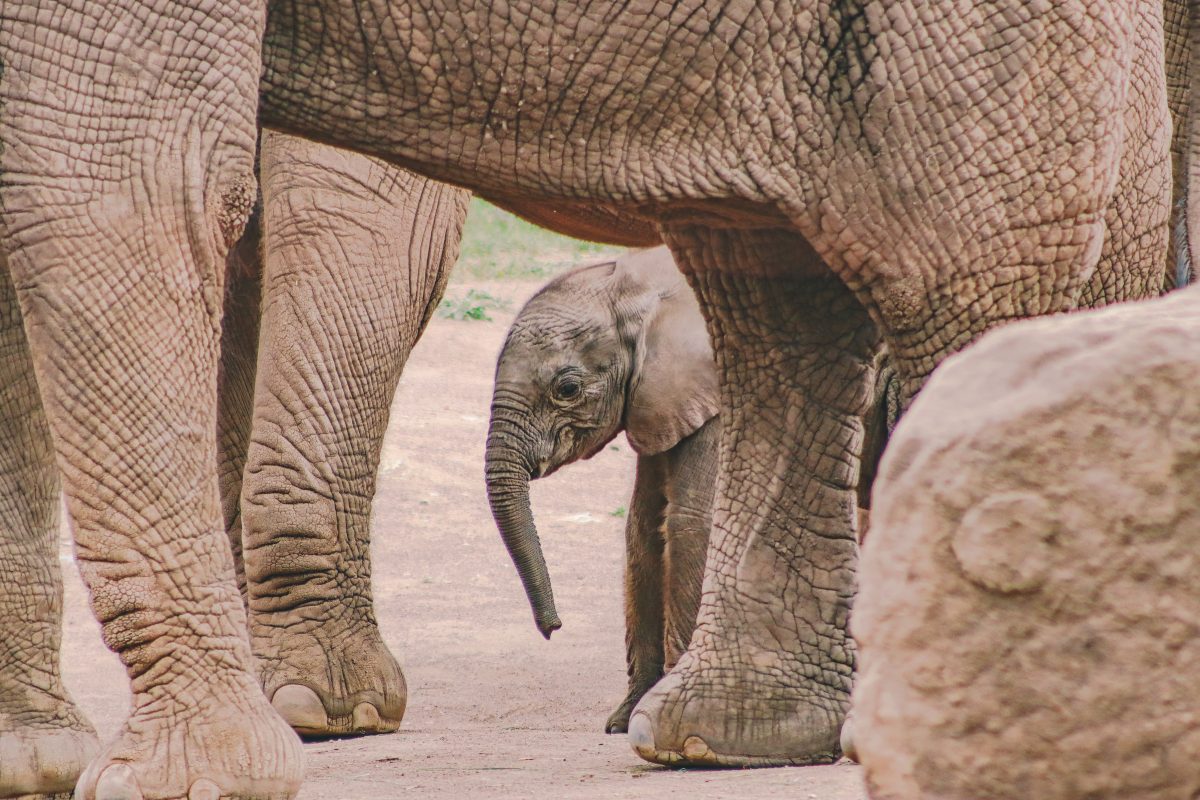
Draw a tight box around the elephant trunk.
[485,410,562,639]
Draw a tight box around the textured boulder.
[853,284,1200,799]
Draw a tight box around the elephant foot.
[73,679,302,800]
[605,703,635,735]
[0,702,98,799]
[255,625,406,738]
[605,685,652,735]
[626,643,846,768]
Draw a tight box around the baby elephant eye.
[555,378,582,400]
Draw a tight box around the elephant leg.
[660,417,719,672]
[1080,0,1173,307]
[0,3,303,798]
[218,206,264,601]
[243,131,468,737]
[629,227,878,767]
[0,253,98,798]
[606,454,668,735]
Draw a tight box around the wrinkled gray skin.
[257,0,1173,768]
[485,247,719,734]
[0,115,466,799]
[221,130,469,739]
[0,0,1179,796]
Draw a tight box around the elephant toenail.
[627,713,655,758]
[682,735,711,760]
[188,778,221,800]
[94,763,144,800]
[352,702,382,731]
[271,684,328,733]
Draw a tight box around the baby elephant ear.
[624,285,720,455]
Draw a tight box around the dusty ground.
[59,278,867,799]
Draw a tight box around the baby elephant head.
[484,246,718,638]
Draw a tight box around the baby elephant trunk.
[484,414,562,639]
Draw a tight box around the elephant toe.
[605,695,642,734]
[73,688,303,800]
[255,627,406,738]
[271,683,399,738]
[0,722,98,799]
[626,712,662,762]
[626,707,708,766]
[271,685,329,735]
[90,763,144,800]
[605,710,630,735]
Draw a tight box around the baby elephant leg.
[606,454,668,734]
[661,418,720,668]
[610,418,719,734]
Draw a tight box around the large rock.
[853,284,1200,799]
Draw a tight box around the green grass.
[437,289,511,322]
[454,198,628,281]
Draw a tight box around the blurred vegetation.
[453,198,627,281]
[437,289,511,322]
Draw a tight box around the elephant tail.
[1175,194,1191,288]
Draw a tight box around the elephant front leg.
[606,454,668,734]
[629,227,878,767]
[0,3,304,798]
[660,416,720,670]
[0,255,98,799]
[242,132,468,737]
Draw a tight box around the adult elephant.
[261,0,1174,771]
[221,130,470,737]
[0,3,1175,800]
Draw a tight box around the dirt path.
[59,278,867,799]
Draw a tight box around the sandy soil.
[58,278,867,799]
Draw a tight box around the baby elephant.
[484,246,719,733]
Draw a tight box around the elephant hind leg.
[629,226,879,767]
[0,253,98,798]
[242,132,468,737]
[606,453,668,735]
